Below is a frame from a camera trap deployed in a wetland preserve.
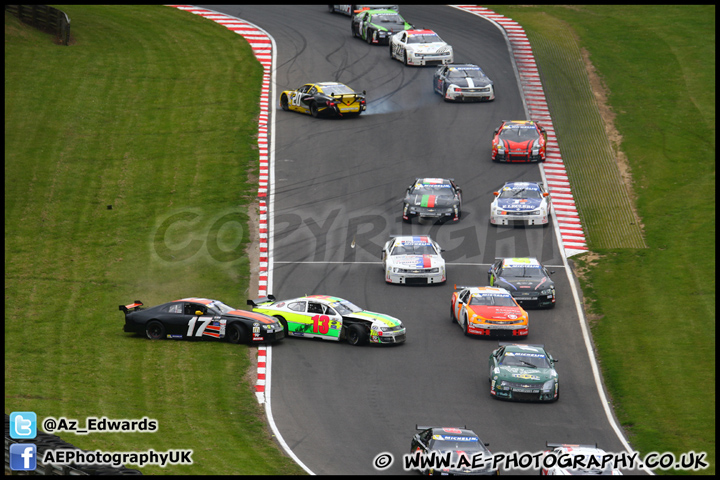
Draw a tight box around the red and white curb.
[453,5,588,258]
[168,5,273,403]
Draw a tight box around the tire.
[366,29,373,44]
[310,102,319,118]
[462,314,470,337]
[450,305,456,323]
[352,23,358,38]
[274,316,289,336]
[403,50,409,66]
[145,320,165,340]
[346,323,368,346]
[389,43,394,58]
[226,322,248,344]
[280,94,289,111]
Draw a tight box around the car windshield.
[500,352,551,368]
[408,34,441,44]
[321,84,355,96]
[432,440,486,452]
[392,243,436,255]
[500,266,544,278]
[208,301,235,314]
[447,69,486,81]
[330,299,363,315]
[498,188,542,199]
[372,13,403,24]
[499,125,539,141]
[469,294,517,307]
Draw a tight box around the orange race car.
[450,286,528,338]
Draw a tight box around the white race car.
[389,29,454,66]
[541,443,623,475]
[382,235,446,285]
[490,181,551,227]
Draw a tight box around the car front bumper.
[445,88,495,102]
[385,270,445,285]
[466,323,528,337]
[490,212,548,226]
[407,53,453,66]
[511,292,555,308]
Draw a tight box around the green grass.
[5,6,304,475]
[487,5,715,475]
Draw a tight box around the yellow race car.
[279,82,366,118]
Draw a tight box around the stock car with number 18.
[389,29,454,66]
[280,82,366,118]
[433,64,495,102]
[119,298,285,344]
[451,286,528,338]
[491,120,547,162]
[490,181,551,227]
[489,343,559,402]
[540,443,622,475]
[247,294,405,346]
[411,426,497,475]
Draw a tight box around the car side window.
[459,290,469,303]
[308,86,317,95]
[420,429,432,444]
[184,303,206,315]
[307,302,323,314]
[165,303,182,314]
[287,301,306,312]
[324,305,337,316]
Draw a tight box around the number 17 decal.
[187,316,212,337]
[312,315,330,335]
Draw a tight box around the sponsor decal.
[512,373,540,380]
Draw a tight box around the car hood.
[408,43,450,53]
[405,193,457,207]
[496,198,543,211]
[497,276,552,292]
[467,305,524,321]
[495,365,555,383]
[387,255,443,268]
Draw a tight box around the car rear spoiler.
[546,442,598,449]
[247,294,276,307]
[119,301,143,313]
[498,341,545,348]
[416,424,467,431]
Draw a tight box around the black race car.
[351,8,412,45]
[402,178,462,223]
[411,425,497,475]
[119,298,285,344]
[488,258,556,308]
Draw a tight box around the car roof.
[429,427,479,438]
[175,297,216,305]
[553,445,607,455]
[316,82,346,87]
[303,294,346,303]
[407,29,436,35]
[415,177,452,185]
[465,286,512,296]
[504,120,535,126]
[500,257,542,268]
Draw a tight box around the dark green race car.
[351,8,412,45]
[489,342,559,402]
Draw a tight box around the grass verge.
[5,5,305,474]
[487,5,715,475]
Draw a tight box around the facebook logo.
[10,411,37,439]
[10,444,37,471]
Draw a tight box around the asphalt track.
[206,5,641,475]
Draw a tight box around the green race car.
[247,294,406,346]
[489,342,559,402]
[351,8,412,45]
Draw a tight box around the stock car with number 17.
[119,298,285,344]
[247,294,406,346]
[489,343,559,402]
[411,426,497,475]
[280,82,366,118]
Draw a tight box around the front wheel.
[346,324,368,346]
[145,320,165,340]
[450,305,456,323]
[403,50,409,66]
[280,94,289,111]
[226,322,248,344]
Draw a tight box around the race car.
[279,82,366,118]
[351,8,412,45]
[488,258,556,308]
[402,177,462,223]
[382,235,446,285]
[389,29,454,66]
[491,120,547,162]
[450,286,528,338]
[328,4,399,16]
[119,298,285,344]
[433,64,495,102]
[541,443,623,475]
[411,426,496,475]
[489,342,559,402]
[247,294,405,346]
[490,181,551,227]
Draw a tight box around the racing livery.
[490,181,551,227]
[247,294,405,346]
[433,64,495,102]
[328,4,399,15]
[402,177,462,223]
[541,443,623,475]
[351,8,412,45]
[389,29,454,66]
[411,426,496,475]
[491,120,547,162]
[119,298,285,344]
[489,343,559,402]
[280,82,366,118]
[488,258,556,308]
[451,286,529,338]
[382,235,446,285]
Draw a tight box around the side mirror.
[493,128,499,135]
[543,192,549,197]
[493,191,500,197]
[363,90,367,95]
[195,311,204,316]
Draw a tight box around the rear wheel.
[226,322,248,344]
[145,320,165,340]
[346,324,368,346]
[310,102,319,118]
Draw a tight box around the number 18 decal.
[312,315,330,335]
